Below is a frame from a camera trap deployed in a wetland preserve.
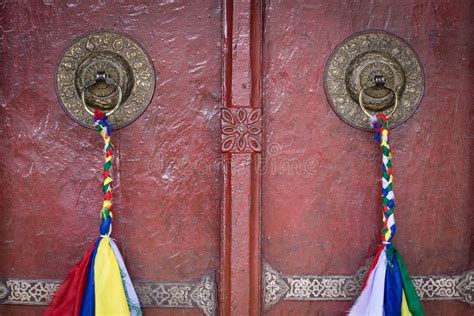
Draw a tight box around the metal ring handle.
[81,75,122,116]
[358,84,399,119]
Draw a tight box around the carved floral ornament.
[221,108,262,153]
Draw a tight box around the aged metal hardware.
[324,31,424,130]
[56,31,155,129]
[0,273,217,316]
[358,74,399,119]
[263,263,474,310]
[81,71,122,116]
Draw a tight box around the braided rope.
[94,110,113,236]
[371,113,396,245]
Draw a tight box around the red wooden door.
[0,1,472,316]
[0,1,221,315]
[261,1,473,315]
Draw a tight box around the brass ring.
[81,80,123,116]
[358,85,399,119]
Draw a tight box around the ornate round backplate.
[324,31,424,130]
[56,31,155,129]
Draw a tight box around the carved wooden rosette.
[221,108,262,153]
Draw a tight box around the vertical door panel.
[0,1,221,315]
[262,1,472,315]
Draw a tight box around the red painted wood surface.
[220,1,263,315]
[0,1,221,315]
[0,1,472,315]
[262,1,473,315]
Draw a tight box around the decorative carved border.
[263,262,474,310]
[0,273,216,316]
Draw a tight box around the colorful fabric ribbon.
[349,114,424,316]
[46,110,141,316]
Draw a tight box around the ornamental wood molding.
[220,0,264,315]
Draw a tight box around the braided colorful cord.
[373,113,396,245]
[95,110,113,235]
[46,110,141,316]
[349,114,424,316]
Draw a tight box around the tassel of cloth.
[46,110,141,316]
[349,114,424,316]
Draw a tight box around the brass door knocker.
[56,31,155,129]
[81,71,123,116]
[324,31,424,130]
[358,75,398,119]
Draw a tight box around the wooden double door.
[0,1,472,315]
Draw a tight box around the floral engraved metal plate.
[0,273,217,316]
[324,31,424,130]
[56,31,155,129]
[263,263,474,311]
